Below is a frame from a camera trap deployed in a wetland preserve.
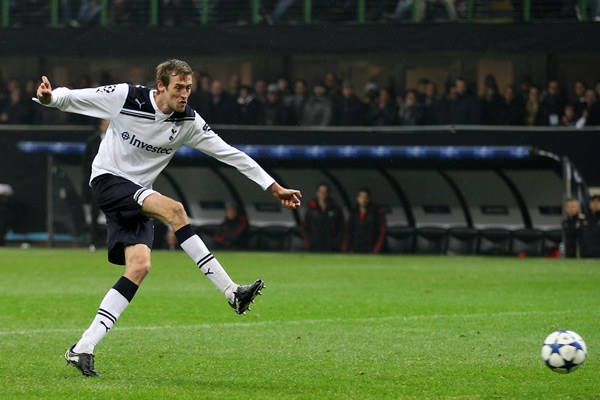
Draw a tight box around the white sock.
[178,232,237,301]
[73,288,130,354]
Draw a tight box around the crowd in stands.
[3,68,600,128]
[8,0,600,27]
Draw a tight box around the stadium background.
[1,0,599,254]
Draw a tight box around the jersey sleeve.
[33,84,129,120]
[185,113,275,191]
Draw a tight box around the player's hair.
[155,59,193,87]
[565,197,579,203]
[357,187,370,196]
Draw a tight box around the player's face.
[164,74,192,113]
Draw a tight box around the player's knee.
[168,201,187,224]
[127,253,152,278]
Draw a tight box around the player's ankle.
[224,283,238,302]
[73,339,94,355]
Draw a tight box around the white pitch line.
[0,310,575,337]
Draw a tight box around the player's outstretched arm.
[269,182,302,210]
[36,76,53,105]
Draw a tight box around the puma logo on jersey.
[134,99,146,109]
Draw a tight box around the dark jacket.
[366,103,397,126]
[500,99,524,125]
[213,215,248,250]
[447,93,480,125]
[301,198,345,252]
[421,97,447,125]
[338,94,365,126]
[581,211,600,258]
[562,213,586,258]
[344,203,387,254]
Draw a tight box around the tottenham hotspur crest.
[169,126,179,141]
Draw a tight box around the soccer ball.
[541,330,587,374]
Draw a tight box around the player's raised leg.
[141,192,263,314]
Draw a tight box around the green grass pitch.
[0,248,598,399]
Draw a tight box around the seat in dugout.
[477,228,511,255]
[511,228,544,256]
[415,227,447,254]
[386,226,415,254]
[445,226,478,255]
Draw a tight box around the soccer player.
[34,59,301,377]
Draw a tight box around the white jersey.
[36,83,275,191]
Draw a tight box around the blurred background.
[1,0,599,258]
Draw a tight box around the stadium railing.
[0,0,590,27]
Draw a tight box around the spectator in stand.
[160,0,200,26]
[258,83,287,126]
[187,71,210,116]
[344,188,387,254]
[301,183,345,252]
[254,79,267,106]
[286,79,309,126]
[562,197,585,258]
[228,74,241,99]
[397,89,422,125]
[367,88,397,126]
[593,79,600,99]
[325,73,342,99]
[516,75,532,108]
[446,77,480,124]
[64,0,101,27]
[299,81,333,126]
[213,203,248,250]
[338,80,366,126]
[261,0,302,24]
[560,104,577,127]
[421,81,446,125]
[363,82,379,107]
[415,78,429,104]
[539,80,565,126]
[325,73,343,125]
[499,85,524,125]
[573,80,587,119]
[237,85,262,125]
[208,80,239,124]
[479,79,504,125]
[524,85,545,126]
[581,88,600,126]
[0,81,32,124]
[110,0,148,24]
[277,76,294,108]
[382,0,457,22]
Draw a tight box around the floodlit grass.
[0,248,598,399]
